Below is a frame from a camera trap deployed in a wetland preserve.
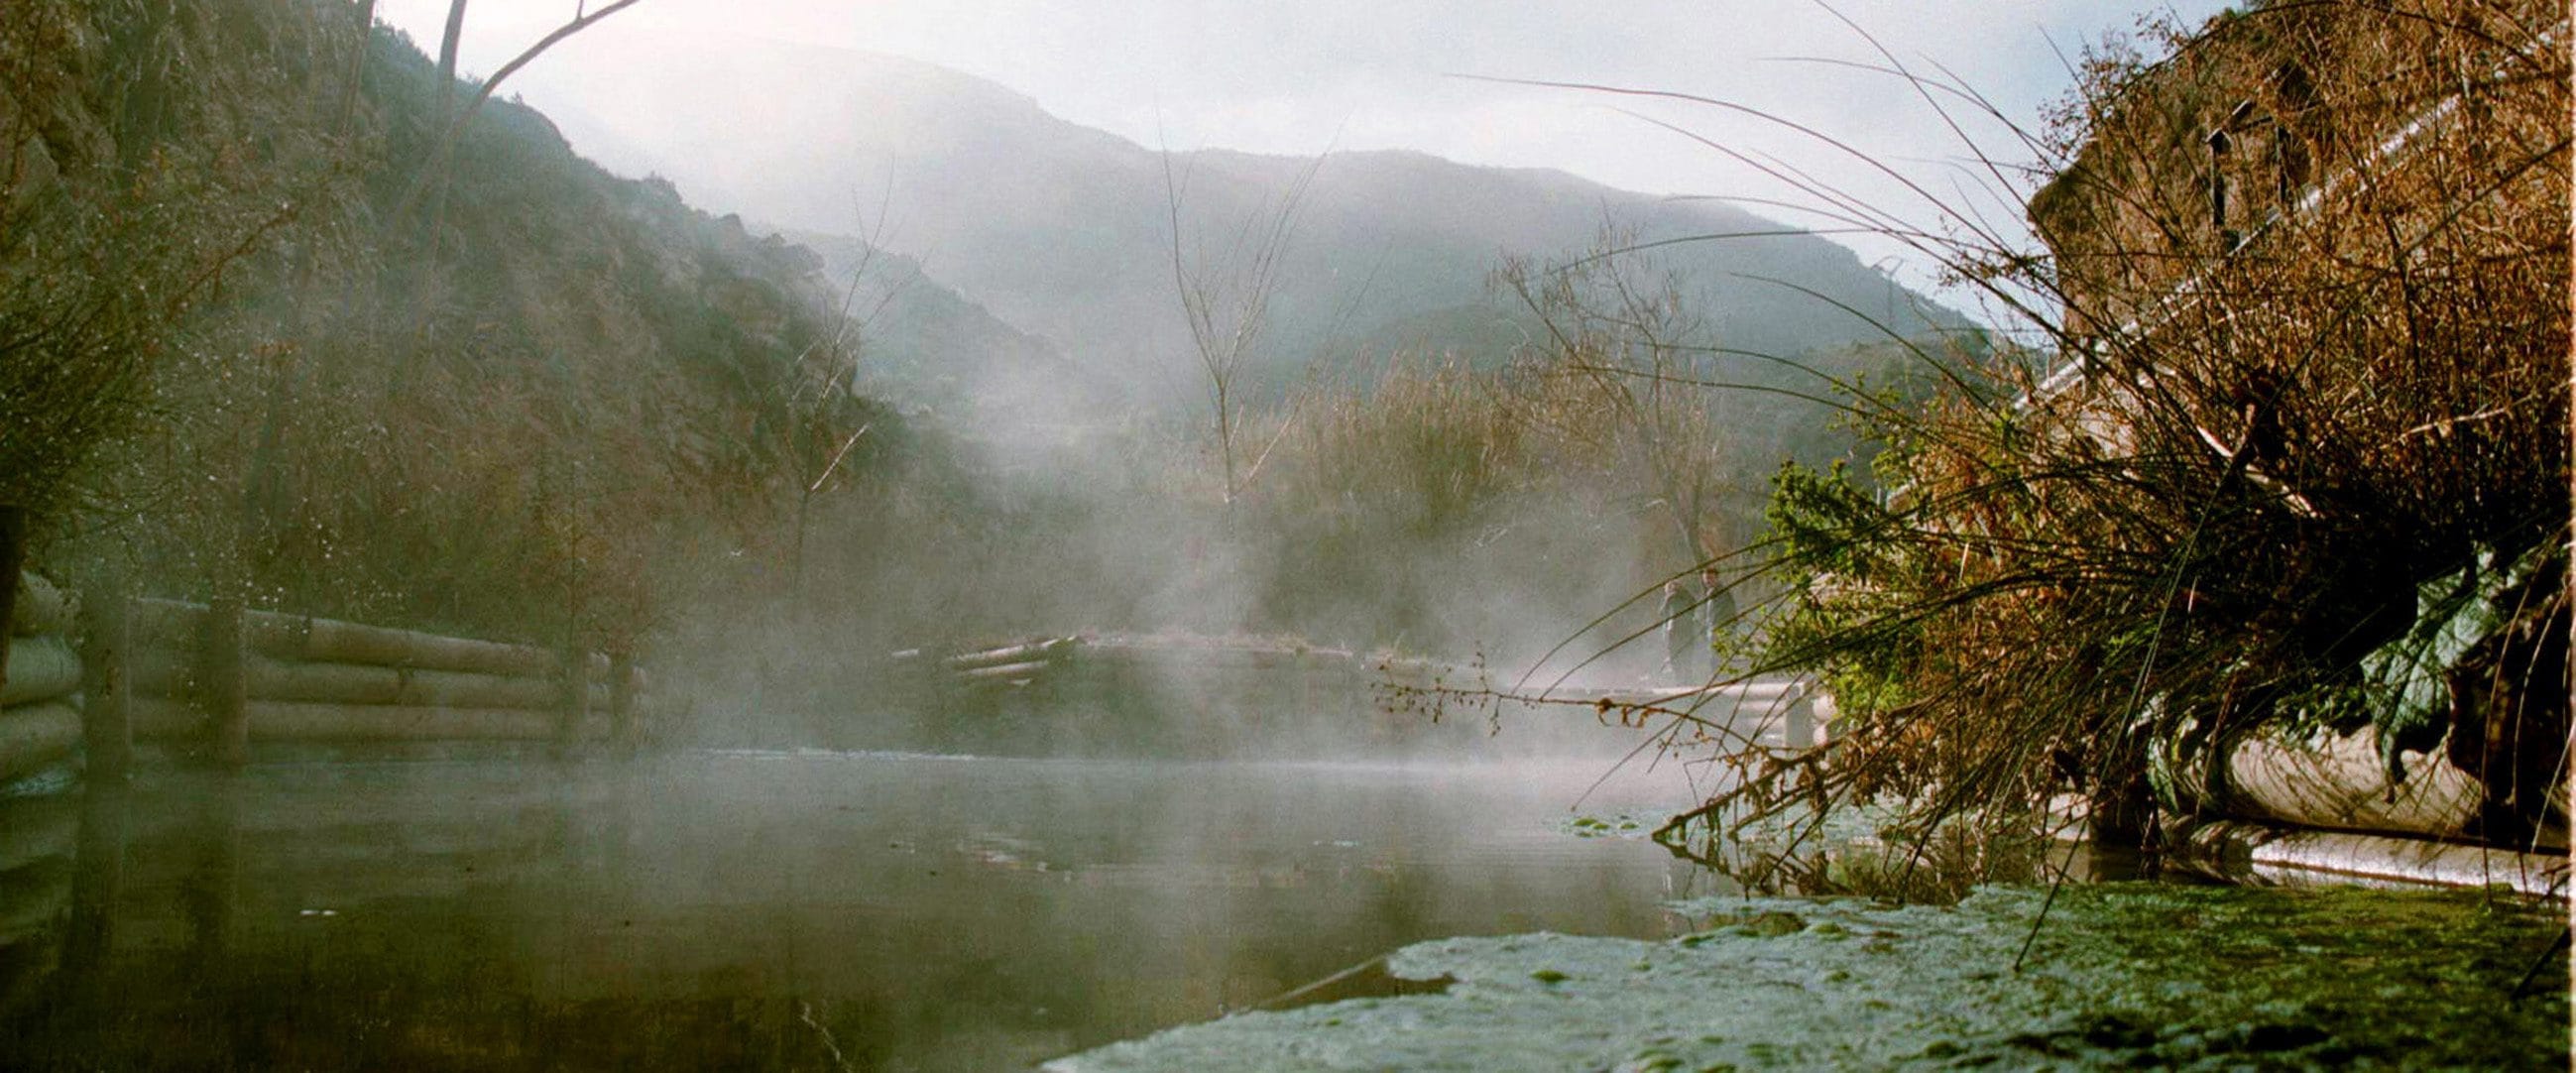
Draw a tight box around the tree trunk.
[77,585,132,781]
[433,0,468,128]
[335,0,381,134]
[202,596,248,769]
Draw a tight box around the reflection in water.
[0,751,1719,1070]
[0,789,77,1012]
[58,781,123,1005]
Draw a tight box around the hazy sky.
[378,1,2232,295]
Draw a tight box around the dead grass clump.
[1658,0,2569,865]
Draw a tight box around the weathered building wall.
[2028,0,2561,337]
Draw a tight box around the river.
[0,749,1727,1070]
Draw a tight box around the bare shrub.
[1657,0,2569,865]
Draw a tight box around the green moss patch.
[1049,885,2562,1071]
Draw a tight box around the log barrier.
[0,574,86,783]
[0,574,655,778]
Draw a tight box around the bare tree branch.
[396,0,651,227]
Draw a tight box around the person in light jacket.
[1661,578,1697,681]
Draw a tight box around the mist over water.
[1,751,1723,1070]
[17,3,2554,1070]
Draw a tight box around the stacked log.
[0,574,84,783]
[2159,724,2516,845]
[941,638,1082,689]
[2153,722,2569,895]
[914,634,1832,759]
[121,598,642,750]
[2174,818,2566,897]
[2217,727,2487,840]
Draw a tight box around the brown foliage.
[1669,0,2569,865]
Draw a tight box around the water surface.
[0,749,1722,1070]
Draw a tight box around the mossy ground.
[1050,884,2565,1071]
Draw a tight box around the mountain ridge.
[493,31,1974,407]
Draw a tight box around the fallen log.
[958,659,1054,683]
[943,638,1078,671]
[1081,637,1361,663]
[2214,727,2485,840]
[0,701,82,783]
[1102,655,1390,680]
[2175,818,2566,897]
[258,615,565,677]
[1055,658,1369,692]
[0,637,79,708]
[1098,649,1369,675]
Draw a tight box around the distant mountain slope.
[495,35,1973,404]
[780,230,1099,421]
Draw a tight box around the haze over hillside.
[782,230,1096,423]
[484,31,1975,407]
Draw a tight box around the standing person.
[1660,578,1696,681]
[1699,568,1735,679]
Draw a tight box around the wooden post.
[608,649,637,756]
[76,586,132,781]
[552,642,589,760]
[183,777,240,967]
[202,596,248,769]
[59,779,129,1000]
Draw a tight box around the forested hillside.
[0,0,934,654]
